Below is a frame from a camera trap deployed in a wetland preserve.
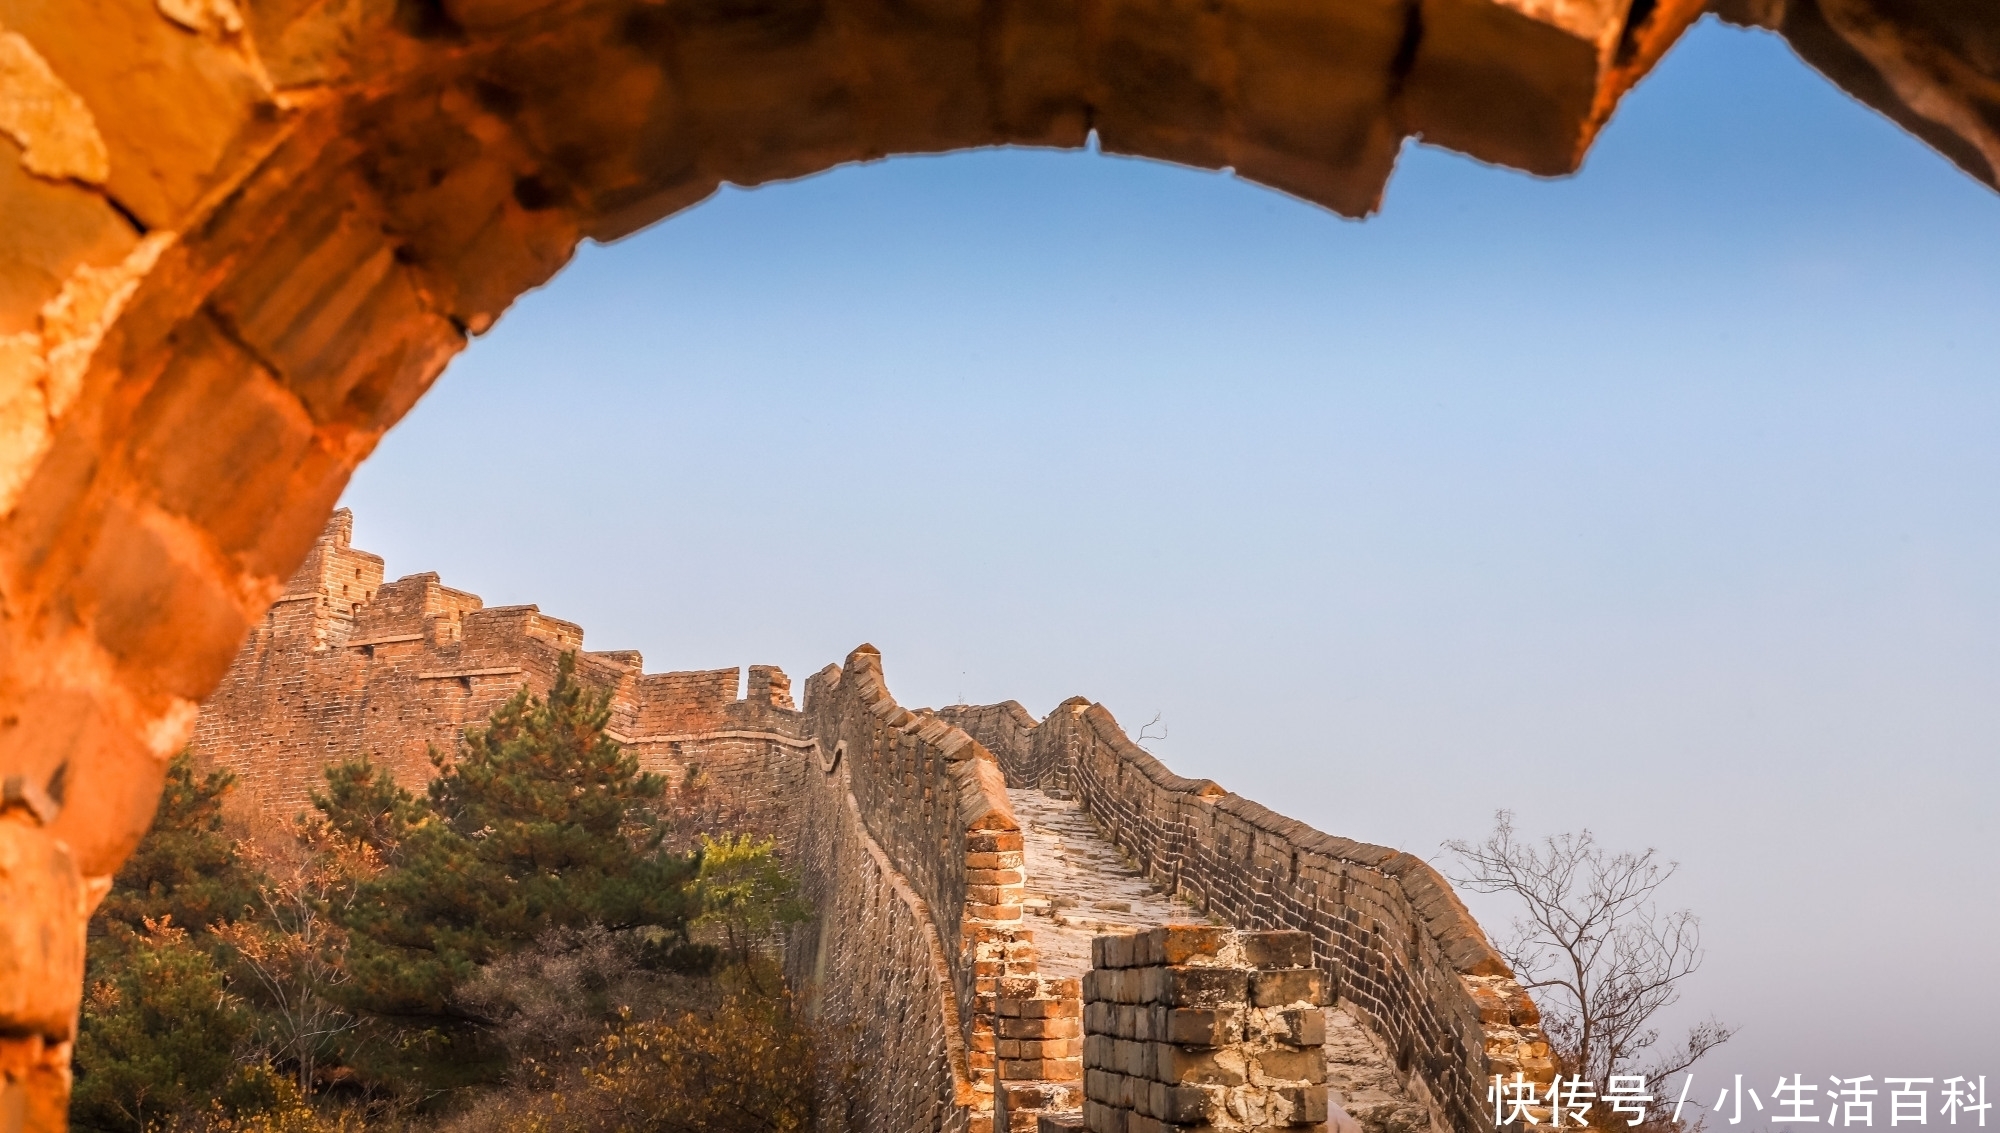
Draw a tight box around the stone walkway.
[1006,786,1435,1133]
[1008,787,1208,981]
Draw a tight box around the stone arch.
[0,0,1994,1123]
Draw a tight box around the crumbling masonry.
[185,512,1552,1133]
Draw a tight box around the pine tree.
[319,653,703,1023]
[75,753,277,1129]
[71,920,277,1132]
[95,750,261,939]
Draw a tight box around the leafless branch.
[1445,811,1735,1094]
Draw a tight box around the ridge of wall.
[803,648,1083,1131]
[186,513,1538,1133]
[937,700,1554,1132]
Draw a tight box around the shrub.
[71,920,280,1132]
[514,991,824,1133]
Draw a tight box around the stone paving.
[1008,785,1433,1133]
[1008,786,1208,981]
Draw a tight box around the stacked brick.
[962,826,1085,1132]
[990,969,1084,1132]
[1081,927,1329,1133]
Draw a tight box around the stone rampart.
[187,515,1091,1133]
[781,719,981,1133]
[938,700,1551,1132]
[180,514,1543,1133]
[190,510,815,840]
[803,649,1084,1130]
[189,510,617,820]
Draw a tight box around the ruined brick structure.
[176,514,1550,1133]
[191,509,802,829]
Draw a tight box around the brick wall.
[186,514,1537,1133]
[802,648,1084,1132]
[187,515,1088,1133]
[781,715,981,1133]
[949,699,1552,1132]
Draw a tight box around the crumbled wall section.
[941,700,1553,1133]
[1082,927,1331,1132]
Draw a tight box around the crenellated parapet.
[190,513,808,838]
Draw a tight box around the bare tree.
[214,818,373,1094]
[1445,811,1733,1092]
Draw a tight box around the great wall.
[183,509,1553,1133]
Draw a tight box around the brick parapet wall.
[962,698,1551,1132]
[782,727,981,1133]
[802,647,1085,1128]
[936,701,1053,788]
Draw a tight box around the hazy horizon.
[341,15,2000,1124]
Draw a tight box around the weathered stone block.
[971,902,1025,921]
[1164,1007,1241,1047]
[1272,1007,1324,1047]
[1242,930,1313,970]
[0,818,85,1038]
[969,830,1026,853]
[1148,1080,1220,1124]
[1151,966,1249,1008]
[1141,925,1228,966]
[1095,932,1138,969]
[1250,1045,1324,1084]
[1250,969,1325,1008]
[1153,1043,1246,1087]
[1273,1085,1329,1124]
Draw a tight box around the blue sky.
[344,16,2000,1115]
